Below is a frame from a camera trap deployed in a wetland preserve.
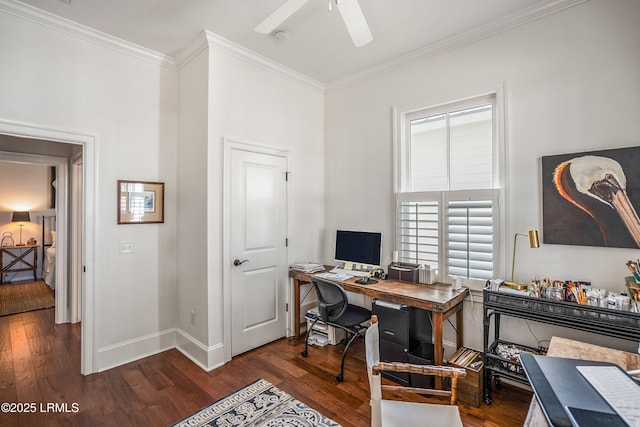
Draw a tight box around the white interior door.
[229,147,288,356]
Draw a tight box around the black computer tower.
[372,299,434,388]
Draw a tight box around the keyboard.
[576,365,640,426]
[330,267,370,277]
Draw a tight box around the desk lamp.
[12,211,31,246]
[504,229,539,290]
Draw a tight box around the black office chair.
[301,276,372,382]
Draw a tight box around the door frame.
[0,118,96,375]
[70,154,83,323]
[222,138,289,362]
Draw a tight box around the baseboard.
[94,328,227,373]
[175,328,225,371]
[96,328,177,372]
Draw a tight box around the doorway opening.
[0,119,96,374]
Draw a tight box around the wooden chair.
[365,315,466,427]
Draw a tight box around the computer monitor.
[334,230,382,268]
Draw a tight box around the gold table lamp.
[504,229,539,290]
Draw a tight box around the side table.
[0,245,39,284]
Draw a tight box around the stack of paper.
[316,272,353,281]
[291,262,325,274]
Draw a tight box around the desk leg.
[33,248,38,282]
[433,312,443,389]
[456,305,464,349]
[293,278,301,339]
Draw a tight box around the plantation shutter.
[446,197,495,280]
[397,199,439,267]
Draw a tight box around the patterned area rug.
[0,280,55,317]
[172,378,341,427]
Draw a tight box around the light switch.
[119,240,134,254]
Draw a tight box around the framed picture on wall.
[541,146,640,249]
[117,180,165,224]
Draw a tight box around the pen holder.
[625,276,640,303]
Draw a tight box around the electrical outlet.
[119,240,134,254]
[190,310,196,325]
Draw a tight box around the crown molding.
[175,30,325,93]
[173,30,210,70]
[1,0,587,93]
[0,0,176,69]
[326,0,590,92]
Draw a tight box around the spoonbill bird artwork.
[542,146,640,249]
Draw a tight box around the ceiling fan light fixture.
[337,0,372,47]
[255,0,309,34]
[273,30,290,41]
[254,0,373,48]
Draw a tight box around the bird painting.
[542,147,640,249]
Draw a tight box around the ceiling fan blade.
[337,0,372,47]
[254,0,310,34]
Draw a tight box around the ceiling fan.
[254,0,373,47]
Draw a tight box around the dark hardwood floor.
[0,308,533,426]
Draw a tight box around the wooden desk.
[290,267,470,374]
[0,245,39,284]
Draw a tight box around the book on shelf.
[450,347,482,369]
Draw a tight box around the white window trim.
[392,82,507,290]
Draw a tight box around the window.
[395,93,502,287]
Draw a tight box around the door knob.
[233,259,249,266]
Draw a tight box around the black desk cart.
[483,288,640,404]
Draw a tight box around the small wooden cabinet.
[447,346,484,407]
[0,245,39,284]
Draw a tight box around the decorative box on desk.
[387,262,420,283]
[447,347,484,407]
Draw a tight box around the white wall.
[208,43,326,346]
[1,8,324,373]
[325,0,640,353]
[0,8,179,370]
[176,44,210,354]
[175,33,325,369]
[0,161,49,213]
